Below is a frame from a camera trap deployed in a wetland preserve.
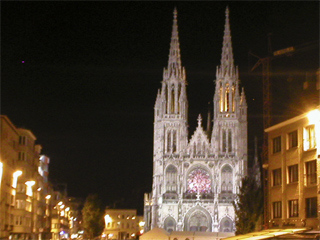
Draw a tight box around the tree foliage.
[233,176,263,235]
[82,194,105,239]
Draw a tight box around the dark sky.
[2,1,319,214]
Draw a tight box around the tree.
[233,176,263,235]
[82,194,105,239]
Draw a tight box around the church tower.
[144,7,248,233]
[212,7,248,177]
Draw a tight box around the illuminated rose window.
[187,168,211,193]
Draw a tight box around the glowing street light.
[104,214,112,227]
[45,195,51,200]
[308,109,320,125]
[25,180,35,196]
[12,170,22,188]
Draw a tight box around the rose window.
[187,168,211,193]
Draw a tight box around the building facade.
[144,8,248,233]
[265,107,320,230]
[103,209,144,240]
[0,115,79,240]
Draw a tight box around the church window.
[172,130,177,153]
[167,130,177,153]
[220,86,223,112]
[167,130,171,152]
[222,129,232,152]
[171,86,175,113]
[232,85,235,112]
[222,130,227,152]
[166,165,177,192]
[187,168,211,193]
[228,129,232,152]
[225,84,230,112]
[221,165,232,193]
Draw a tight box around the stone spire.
[164,8,185,82]
[217,7,238,80]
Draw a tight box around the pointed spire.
[167,7,183,79]
[240,87,247,105]
[197,114,202,127]
[219,6,235,78]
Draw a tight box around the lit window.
[272,168,281,186]
[306,160,316,185]
[304,125,316,150]
[273,201,281,218]
[288,164,298,183]
[273,136,281,153]
[288,130,297,149]
[306,197,317,218]
[288,199,299,218]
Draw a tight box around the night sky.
[2,2,319,214]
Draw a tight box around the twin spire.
[165,7,236,81]
[164,8,185,82]
[217,7,238,79]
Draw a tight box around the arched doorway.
[219,217,233,232]
[164,216,176,233]
[184,207,212,232]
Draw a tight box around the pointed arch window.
[171,86,175,113]
[166,130,177,153]
[167,130,171,153]
[228,129,232,152]
[166,165,178,192]
[221,129,232,153]
[220,84,223,112]
[221,165,233,193]
[232,85,235,112]
[222,129,227,152]
[225,83,230,112]
[172,130,177,153]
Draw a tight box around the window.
[166,165,177,192]
[288,164,298,183]
[304,125,316,150]
[288,130,298,149]
[272,168,281,186]
[306,160,316,185]
[273,136,281,153]
[306,197,317,218]
[16,200,25,209]
[18,152,26,161]
[15,216,23,225]
[273,201,282,218]
[19,136,26,145]
[288,199,299,218]
[221,165,233,193]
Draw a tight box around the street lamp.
[25,181,35,196]
[12,170,22,188]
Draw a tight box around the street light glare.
[307,109,320,125]
[25,180,35,186]
[13,170,22,177]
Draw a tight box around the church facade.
[144,7,248,233]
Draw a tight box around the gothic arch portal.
[219,216,233,232]
[184,206,212,232]
[164,216,176,233]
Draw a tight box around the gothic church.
[144,7,248,233]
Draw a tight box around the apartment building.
[265,107,319,230]
[0,116,20,239]
[103,209,144,240]
[0,115,77,240]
